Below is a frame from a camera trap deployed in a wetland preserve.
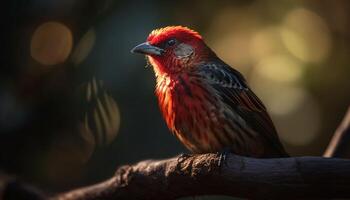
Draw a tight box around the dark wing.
[196,62,288,157]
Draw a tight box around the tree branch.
[324,106,350,158]
[52,154,350,200]
[2,106,350,200]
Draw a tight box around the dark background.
[1,0,350,199]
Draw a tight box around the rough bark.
[52,154,350,200]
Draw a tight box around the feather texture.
[155,61,288,157]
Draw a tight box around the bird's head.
[131,26,215,76]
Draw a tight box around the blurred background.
[1,0,350,199]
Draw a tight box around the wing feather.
[196,62,288,157]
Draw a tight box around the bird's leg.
[217,147,231,168]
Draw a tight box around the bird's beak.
[131,42,164,56]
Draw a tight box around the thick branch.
[52,154,350,200]
[49,106,350,200]
[2,107,350,200]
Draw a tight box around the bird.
[131,26,289,158]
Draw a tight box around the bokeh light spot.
[71,28,96,65]
[266,86,306,116]
[211,32,253,72]
[208,6,260,72]
[281,8,331,63]
[255,54,303,84]
[250,65,321,146]
[30,21,73,66]
[250,70,305,117]
[249,26,285,63]
[102,93,121,144]
[81,78,121,147]
[43,133,89,183]
[275,94,321,146]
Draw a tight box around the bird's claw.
[217,148,231,168]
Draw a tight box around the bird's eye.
[167,39,176,47]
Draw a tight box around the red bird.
[131,26,288,157]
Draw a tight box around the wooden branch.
[52,154,350,200]
[2,107,350,200]
[48,106,350,200]
[324,106,350,158]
